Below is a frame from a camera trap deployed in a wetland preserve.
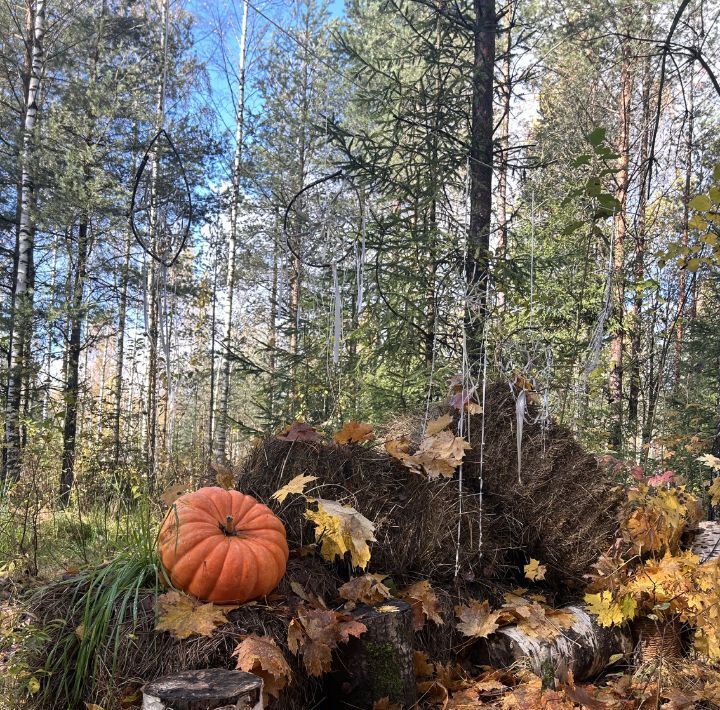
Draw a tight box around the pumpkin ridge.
[233,492,257,521]
[202,487,234,525]
[204,536,233,601]
[163,524,220,564]
[239,532,288,561]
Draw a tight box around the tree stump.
[330,598,417,708]
[473,605,633,682]
[142,669,263,710]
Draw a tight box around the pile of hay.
[239,382,623,591]
[26,382,622,709]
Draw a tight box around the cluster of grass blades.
[34,501,166,708]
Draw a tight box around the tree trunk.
[330,599,417,708]
[473,605,633,682]
[113,224,133,469]
[60,219,89,504]
[145,0,169,490]
[608,45,632,452]
[213,0,248,465]
[142,669,263,710]
[628,53,652,440]
[3,0,46,485]
[465,0,495,366]
[496,5,512,264]
[674,65,694,392]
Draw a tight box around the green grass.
[31,500,167,708]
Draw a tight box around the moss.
[365,641,404,700]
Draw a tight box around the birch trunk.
[628,53,652,440]
[145,0,169,489]
[3,0,46,484]
[608,46,632,452]
[213,0,249,465]
[674,66,694,392]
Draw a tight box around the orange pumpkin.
[158,486,288,604]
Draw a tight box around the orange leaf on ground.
[333,421,375,444]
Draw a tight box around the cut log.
[329,598,417,708]
[472,605,633,682]
[142,669,263,710]
[691,520,720,563]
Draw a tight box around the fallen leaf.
[160,483,187,506]
[524,558,547,581]
[272,474,318,503]
[698,453,720,470]
[333,421,375,444]
[339,574,391,604]
[155,591,237,639]
[305,498,376,569]
[399,580,444,630]
[455,599,501,639]
[288,605,366,676]
[417,680,449,707]
[232,634,292,699]
[211,460,235,489]
[414,650,435,678]
[277,421,322,442]
[709,477,720,507]
[426,414,453,436]
[373,698,401,710]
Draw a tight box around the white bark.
[475,605,633,682]
[213,0,249,465]
[3,0,46,483]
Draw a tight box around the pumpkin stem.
[220,515,236,536]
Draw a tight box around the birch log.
[691,521,720,563]
[142,669,263,710]
[473,605,633,682]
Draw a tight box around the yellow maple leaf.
[272,474,318,503]
[155,591,237,639]
[455,600,501,638]
[305,498,376,569]
[333,421,375,444]
[524,558,547,582]
[709,478,720,507]
[232,634,292,699]
[584,591,635,627]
